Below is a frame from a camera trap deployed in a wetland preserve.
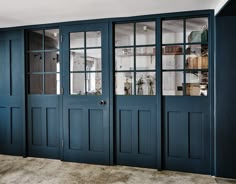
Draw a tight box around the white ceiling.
[0,0,228,28]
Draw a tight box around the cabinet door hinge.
[61,88,64,94]
[61,140,64,148]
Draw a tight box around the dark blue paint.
[62,23,110,165]
[0,30,24,156]
[215,16,236,179]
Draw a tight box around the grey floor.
[0,155,235,184]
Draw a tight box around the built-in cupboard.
[0,10,213,175]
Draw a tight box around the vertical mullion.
[134,23,136,95]
[84,32,87,95]
[183,18,186,96]
[42,30,45,94]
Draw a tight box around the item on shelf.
[136,76,145,95]
[164,46,182,55]
[186,56,208,69]
[188,29,208,43]
[124,79,132,95]
[186,83,201,96]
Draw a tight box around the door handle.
[99,100,106,105]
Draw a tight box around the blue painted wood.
[216,16,236,179]
[0,30,24,156]
[27,96,60,159]
[62,22,110,165]
[116,97,157,168]
[164,97,210,174]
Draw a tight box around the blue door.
[26,29,61,159]
[0,30,25,156]
[62,23,110,164]
[114,22,157,168]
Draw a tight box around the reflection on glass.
[86,49,101,71]
[28,30,43,51]
[136,72,156,95]
[136,47,155,70]
[70,50,85,71]
[28,52,43,72]
[162,20,184,44]
[70,32,84,48]
[70,73,85,95]
[45,74,60,94]
[86,72,102,95]
[115,23,134,46]
[136,22,155,45]
[162,72,183,96]
[115,48,134,71]
[45,29,59,50]
[86,31,101,47]
[45,52,60,72]
[186,71,208,96]
[162,54,184,70]
[29,74,43,94]
[186,17,208,43]
[185,45,208,69]
[115,72,134,95]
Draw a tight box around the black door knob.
[99,100,106,105]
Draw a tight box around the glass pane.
[136,47,155,70]
[86,49,101,71]
[115,23,134,46]
[115,72,134,95]
[28,52,43,72]
[45,74,60,94]
[186,17,208,43]
[162,47,184,69]
[162,45,183,55]
[162,72,183,96]
[70,32,84,48]
[70,50,85,71]
[70,73,85,95]
[86,31,101,47]
[45,29,59,50]
[162,20,184,44]
[28,74,43,94]
[28,30,43,51]
[186,71,208,96]
[115,48,134,71]
[86,72,102,95]
[45,51,60,72]
[136,72,156,95]
[185,45,208,69]
[136,22,155,45]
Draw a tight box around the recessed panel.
[46,108,57,147]
[168,111,188,158]
[0,107,9,144]
[11,39,22,96]
[119,110,132,153]
[11,108,22,145]
[32,108,42,146]
[138,110,151,155]
[0,40,9,96]
[69,109,83,150]
[89,109,104,152]
[190,112,203,159]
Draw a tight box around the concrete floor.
[0,155,235,184]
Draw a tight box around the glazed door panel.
[62,23,110,164]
